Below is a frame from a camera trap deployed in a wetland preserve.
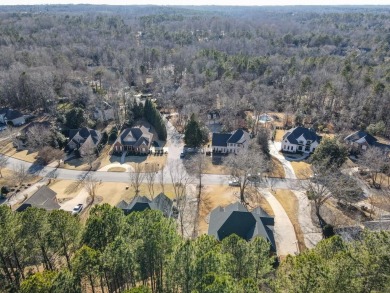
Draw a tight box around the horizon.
[1,1,390,6]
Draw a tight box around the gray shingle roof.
[283,126,320,145]
[212,129,249,147]
[117,126,153,147]
[208,202,276,251]
[344,131,377,146]
[67,127,102,151]
[116,193,176,218]
[0,108,24,120]
[16,186,60,212]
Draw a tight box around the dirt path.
[291,190,323,249]
[259,188,299,256]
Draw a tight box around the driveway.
[60,189,89,212]
[259,188,299,256]
[291,190,323,248]
[269,141,297,179]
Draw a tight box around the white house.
[0,108,26,126]
[281,126,321,153]
[212,129,250,154]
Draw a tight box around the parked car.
[71,204,83,215]
[180,152,185,159]
[228,180,240,187]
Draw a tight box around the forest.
[0,5,389,136]
[0,204,389,293]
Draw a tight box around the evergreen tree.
[184,114,208,147]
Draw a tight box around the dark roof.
[363,219,390,231]
[16,186,60,212]
[283,126,320,145]
[208,202,276,251]
[344,131,377,146]
[212,133,232,147]
[67,127,102,151]
[227,129,247,144]
[116,193,177,217]
[212,129,249,147]
[153,193,173,217]
[0,108,24,120]
[117,126,153,147]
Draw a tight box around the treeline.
[0,7,389,138]
[1,205,389,293]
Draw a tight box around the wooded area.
[0,205,389,293]
[0,5,389,136]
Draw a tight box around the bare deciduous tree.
[225,143,268,204]
[25,124,52,151]
[169,159,193,236]
[12,164,31,186]
[145,163,158,198]
[358,147,386,188]
[84,173,99,205]
[37,146,64,166]
[81,140,97,169]
[129,163,144,196]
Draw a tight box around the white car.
[228,180,240,187]
[71,204,83,215]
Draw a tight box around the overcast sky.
[1,1,389,6]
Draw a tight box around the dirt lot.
[291,161,313,179]
[272,189,306,252]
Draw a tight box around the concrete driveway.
[259,188,299,256]
[269,141,297,179]
[60,189,89,212]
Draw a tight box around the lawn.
[272,189,306,252]
[203,156,229,175]
[274,129,285,142]
[267,157,285,178]
[49,179,85,201]
[0,142,38,163]
[291,161,313,179]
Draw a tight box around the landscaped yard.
[0,142,38,163]
[272,189,306,252]
[291,161,313,179]
[49,179,85,201]
[203,156,229,175]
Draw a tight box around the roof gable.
[284,127,319,144]
[16,186,60,212]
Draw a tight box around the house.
[113,126,153,154]
[16,186,60,212]
[281,126,321,153]
[93,102,115,122]
[0,108,26,126]
[212,129,250,154]
[116,193,178,218]
[208,202,276,251]
[66,127,102,157]
[344,131,390,152]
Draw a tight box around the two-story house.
[212,129,250,154]
[281,126,321,153]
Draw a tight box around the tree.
[256,127,270,157]
[81,139,97,169]
[358,147,387,188]
[84,173,99,205]
[0,154,8,178]
[65,107,85,129]
[129,163,144,196]
[169,160,193,236]
[12,163,31,186]
[144,99,167,141]
[72,245,100,293]
[25,124,53,151]
[225,144,267,204]
[20,271,57,293]
[184,114,208,148]
[48,210,81,270]
[37,146,64,166]
[145,163,158,198]
[311,138,348,168]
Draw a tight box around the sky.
[1,0,390,6]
